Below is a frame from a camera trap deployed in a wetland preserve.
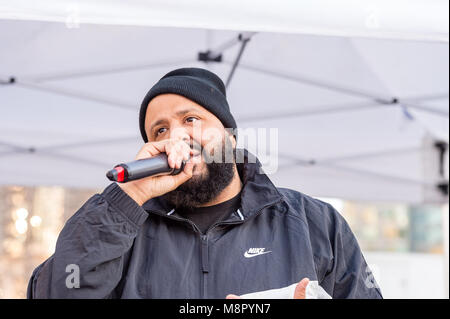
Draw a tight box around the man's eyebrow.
[175,108,199,117]
[150,118,167,131]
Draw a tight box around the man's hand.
[226,278,310,299]
[118,138,195,206]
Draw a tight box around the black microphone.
[106,153,185,183]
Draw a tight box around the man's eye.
[185,117,198,123]
[156,127,167,136]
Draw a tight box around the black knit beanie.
[139,67,237,142]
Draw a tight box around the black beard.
[163,141,236,209]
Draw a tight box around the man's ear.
[231,135,237,149]
[225,128,237,149]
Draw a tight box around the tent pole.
[37,136,139,152]
[0,77,15,85]
[402,92,448,102]
[198,32,257,63]
[225,62,448,119]
[226,61,396,103]
[24,58,193,82]
[0,146,109,168]
[13,80,136,110]
[401,102,449,117]
[35,151,110,167]
[0,136,139,159]
[237,101,387,123]
[277,156,437,188]
[226,34,251,88]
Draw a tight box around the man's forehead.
[147,95,215,120]
[145,96,218,132]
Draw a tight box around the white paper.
[240,281,332,299]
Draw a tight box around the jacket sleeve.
[318,204,383,299]
[27,183,148,299]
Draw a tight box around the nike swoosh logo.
[244,251,272,258]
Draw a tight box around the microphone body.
[106,153,185,183]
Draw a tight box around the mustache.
[185,137,235,163]
[187,140,202,157]
[189,140,202,152]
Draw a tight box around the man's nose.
[169,127,191,144]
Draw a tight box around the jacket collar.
[142,148,283,220]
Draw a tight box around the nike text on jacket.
[27,150,382,299]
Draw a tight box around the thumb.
[294,278,310,299]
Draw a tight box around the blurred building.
[0,185,99,298]
[335,200,448,298]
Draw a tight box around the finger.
[135,140,170,160]
[167,142,183,169]
[226,294,241,299]
[293,278,309,299]
[167,140,190,169]
[170,160,194,186]
[181,142,191,162]
[142,138,183,158]
[149,160,194,197]
[176,143,189,169]
[169,145,181,169]
[145,140,170,156]
[175,142,190,168]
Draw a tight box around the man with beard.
[27,68,382,299]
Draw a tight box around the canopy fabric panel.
[0,19,448,204]
[0,0,448,42]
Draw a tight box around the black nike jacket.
[27,149,382,299]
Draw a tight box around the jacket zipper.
[201,234,209,299]
[145,210,208,298]
[146,196,283,299]
[198,197,283,298]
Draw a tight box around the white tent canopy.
[0,1,448,204]
[0,0,448,41]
